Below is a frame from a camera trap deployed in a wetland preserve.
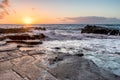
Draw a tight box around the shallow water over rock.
[41,39,120,76]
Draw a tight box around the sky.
[0,0,120,24]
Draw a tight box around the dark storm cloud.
[63,16,120,24]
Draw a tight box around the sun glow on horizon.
[23,17,33,24]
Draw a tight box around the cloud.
[0,0,10,19]
[62,16,120,24]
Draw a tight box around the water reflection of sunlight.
[23,24,33,28]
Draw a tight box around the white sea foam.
[40,39,120,76]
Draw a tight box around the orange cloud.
[0,0,9,18]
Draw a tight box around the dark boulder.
[34,27,46,30]
[54,47,61,50]
[74,53,84,57]
[81,25,120,35]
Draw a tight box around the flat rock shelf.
[0,49,120,80]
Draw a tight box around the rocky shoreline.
[0,27,46,45]
[0,48,120,80]
[0,26,120,80]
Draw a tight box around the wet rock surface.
[34,27,46,30]
[0,27,46,46]
[7,40,43,45]
[46,55,119,80]
[81,25,120,35]
[4,34,45,40]
[0,27,46,34]
[0,48,120,80]
[41,40,120,77]
[0,28,31,34]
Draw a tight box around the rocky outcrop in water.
[5,34,45,40]
[0,27,46,45]
[0,28,31,33]
[81,25,120,35]
[0,27,46,34]
[34,27,46,30]
[7,40,43,45]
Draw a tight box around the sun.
[23,17,33,24]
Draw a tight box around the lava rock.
[81,25,120,35]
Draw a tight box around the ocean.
[1,24,120,40]
[0,24,120,77]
